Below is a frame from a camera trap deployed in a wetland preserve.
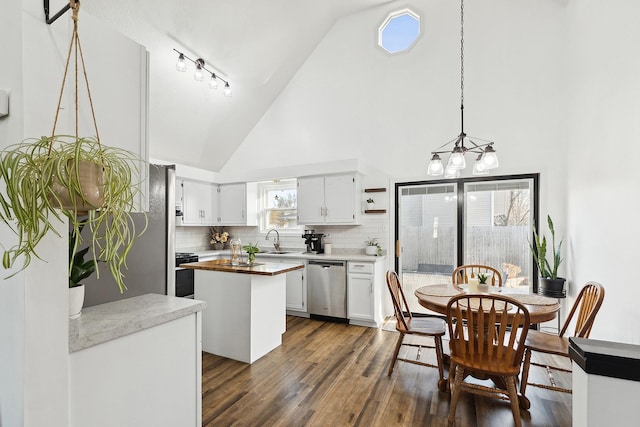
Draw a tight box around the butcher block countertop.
[180,259,304,276]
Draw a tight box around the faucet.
[265,228,281,252]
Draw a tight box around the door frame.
[394,173,540,290]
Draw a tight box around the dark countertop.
[569,337,640,382]
[180,259,304,276]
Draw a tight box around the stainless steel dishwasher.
[307,260,347,319]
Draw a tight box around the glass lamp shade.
[444,165,460,179]
[194,66,204,81]
[481,151,499,169]
[449,149,466,170]
[427,155,444,176]
[480,145,499,169]
[224,82,232,97]
[176,55,187,72]
[209,75,218,89]
[472,158,489,175]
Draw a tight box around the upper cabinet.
[177,179,257,226]
[217,183,257,226]
[178,179,217,225]
[297,174,360,225]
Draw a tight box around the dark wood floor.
[202,316,572,426]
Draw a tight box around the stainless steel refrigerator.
[83,164,176,307]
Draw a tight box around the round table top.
[414,284,560,324]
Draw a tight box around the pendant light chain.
[460,0,464,108]
[426,0,499,177]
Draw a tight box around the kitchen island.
[181,259,304,363]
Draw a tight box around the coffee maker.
[302,229,324,254]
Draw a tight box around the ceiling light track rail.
[173,48,232,97]
[44,0,72,25]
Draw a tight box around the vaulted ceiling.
[79,0,395,171]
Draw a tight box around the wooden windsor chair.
[446,293,530,427]
[451,264,503,290]
[385,271,447,392]
[518,281,605,408]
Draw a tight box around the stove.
[175,252,196,258]
[175,252,198,298]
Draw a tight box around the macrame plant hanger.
[49,0,102,155]
[48,0,105,211]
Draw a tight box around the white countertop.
[193,249,386,262]
[69,293,207,353]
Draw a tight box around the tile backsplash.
[175,215,389,255]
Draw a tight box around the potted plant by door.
[529,215,565,296]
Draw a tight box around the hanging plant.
[0,0,145,292]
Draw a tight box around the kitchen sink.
[263,251,298,254]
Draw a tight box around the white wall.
[566,0,640,344]
[220,1,569,313]
[1,1,70,425]
[0,1,25,425]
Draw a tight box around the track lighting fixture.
[173,49,231,97]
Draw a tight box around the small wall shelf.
[364,188,387,213]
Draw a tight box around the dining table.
[414,283,560,324]
[414,283,560,409]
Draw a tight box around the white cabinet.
[297,174,360,225]
[348,261,383,327]
[285,260,307,314]
[177,180,257,226]
[217,183,257,226]
[178,179,217,226]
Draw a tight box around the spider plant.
[0,135,146,292]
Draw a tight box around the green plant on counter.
[365,237,383,256]
[242,242,261,264]
[366,198,374,204]
[477,273,488,285]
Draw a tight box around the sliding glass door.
[396,175,538,314]
[396,183,458,314]
[464,179,535,290]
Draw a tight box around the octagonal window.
[378,9,421,54]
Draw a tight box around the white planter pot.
[69,284,85,319]
[365,246,378,256]
[367,202,375,210]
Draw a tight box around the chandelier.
[426,0,498,178]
